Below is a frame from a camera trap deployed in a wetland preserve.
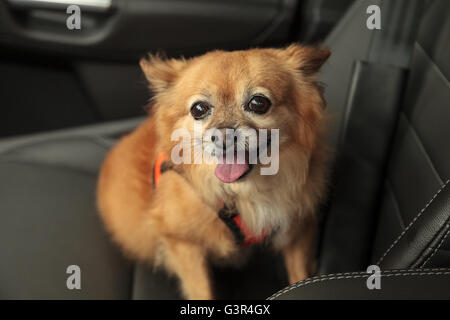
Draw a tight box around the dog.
[97,44,330,299]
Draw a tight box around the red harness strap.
[233,215,268,246]
[153,152,169,186]
[217,201,268,246]
[153,152,268,246]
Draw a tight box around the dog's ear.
[140,54,187,94]
[276,45,328,151]
[278,44,330,75]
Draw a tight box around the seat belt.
[318,0,425,274]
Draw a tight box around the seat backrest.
[317,0,450,273]
[370,0,450,269]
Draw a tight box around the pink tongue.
[214,155,249,183]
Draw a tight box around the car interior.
[0,0,449,300]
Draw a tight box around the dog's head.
[140,44,330,185]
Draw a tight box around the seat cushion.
[0,117,288,299]
[0,119,141,299]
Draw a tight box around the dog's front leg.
[165,239,213,300]
[282,215,317,284]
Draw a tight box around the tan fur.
[97,44,330,299]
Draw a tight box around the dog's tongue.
[215,155,249,183]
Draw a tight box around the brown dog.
[97,44,330,299]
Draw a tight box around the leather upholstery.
[268,268,450,300]
[370,0,450,269]
[318,0,421,274]
[319,61,407,272]
[0,119,288,299]
[318,0,450,274]
[374,181,450,269]
[0,118,141,297]
[0,119,141,299]
[0,0,449,299]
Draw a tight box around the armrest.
[268,268,450,300]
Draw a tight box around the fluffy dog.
[97,44,330,299]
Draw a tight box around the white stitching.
[267,269,450,300]
[267,268,450,300]
[376,180,450,266]
[268,267,450,298]
[421,224,450,268]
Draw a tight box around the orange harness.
[153,152,268,246]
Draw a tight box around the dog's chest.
[219,181,295,242]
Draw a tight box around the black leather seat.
[318,0,450,273]
[1,0,449,299]
[273,0,450,299]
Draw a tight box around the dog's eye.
[190,101,211,120]
[246,95,271,114]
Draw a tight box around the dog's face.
[140,45,330,185]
